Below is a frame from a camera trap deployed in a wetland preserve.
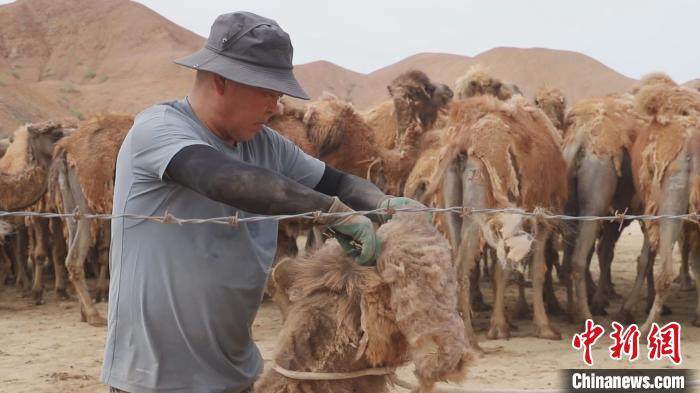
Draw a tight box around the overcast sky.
[3,0,699,82]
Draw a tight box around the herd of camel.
[1,65,700,352]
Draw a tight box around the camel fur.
[454,65,522,101]
[421,95,567,342]
[561,94,648,321]
[49,114,133,326]
[364,70,453,150]
[258,212,472,393]
[627,83,700,330]
[534,87,567,133]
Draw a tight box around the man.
[101,11,421,393]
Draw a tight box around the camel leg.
[675,232,695,291]
[570,155,618,322]
[488,260,511,339]
[471,252,490,312]
[640,155,689,333]
[446,157,486,349]
[544,239,564,315]
[0,241,11,293]
[533,228,562,340]
[513,272,531,320]
[590,223,620,315]
[560,228,576,320]
[617,232,654,323]
[94,224,110,303]
[29,217,50,305]
[12,223,30,294]
[49,218,69,300]
[60,165,105,326]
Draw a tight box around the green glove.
[377,196,432,223]
[317,197,381,265]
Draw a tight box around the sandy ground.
[1,223,698,393]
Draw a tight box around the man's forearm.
[166,145,334,215]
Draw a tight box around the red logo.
[609,322,640,361]
[647,322,682,365]
[572,319,605,366]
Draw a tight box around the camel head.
[27,120,74,167]
[387,70,452,129]
[635,83,700,125]
[455,65,521,101]
[629,72,677,95]
[534,87,567,131]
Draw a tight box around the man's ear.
[213,74,227,96]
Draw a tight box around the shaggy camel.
[626,83,700,330]
[49,114,134,326]
[363,70,453,150]
[454,65,522,101]
[265,92,425,274]
[0,121,72,296]
[561,94,648,321]
[534,87,567,133]
[259,212,472,393]
[422,95,567,342]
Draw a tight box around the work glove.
[377,196,431,223]
[316,197,381,265]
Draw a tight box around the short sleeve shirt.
[100,97,325,393]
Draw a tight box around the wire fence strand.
[1,206,698,226]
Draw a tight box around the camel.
[454,65,522,101]
[561,94,648,321]
[49,114,134,326]
[534,87,567,133]
[421,95,568,343]
[0,120,72,297]
[626,83,700,330]
[258,212,472,393]
[363,70,453,150]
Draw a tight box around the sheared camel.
[626,83,700,330]
[258,212,472,393]
[422,95,568,342]
[561,94,648,321]
[0,120,72,297]
[454,65,522,101]
[49,114,134,326]
[363,70,453,150]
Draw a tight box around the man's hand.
[377,196,431,223]
[318,197,381,265]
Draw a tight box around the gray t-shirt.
[101,97,325,393]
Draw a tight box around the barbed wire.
[0,206,698,226]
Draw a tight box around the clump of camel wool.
[254,212,472,393]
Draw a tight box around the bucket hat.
[175,11,309,99]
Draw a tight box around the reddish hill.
[0,0,639,134]
[0,0,202,134]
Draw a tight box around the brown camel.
[561,94,648,322]
[627,83,700,331]
[0,121,72,297]
[534,87,567,133]
[258,212,471,393]
[422,95,568,343]
[454,65,522,101]
[49,114,134,326]
[363,70,453,150]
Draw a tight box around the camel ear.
[387,85,394,97]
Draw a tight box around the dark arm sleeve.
[314,165,386,219]
[165,144,334,215]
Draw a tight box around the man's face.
[219,78,282,142]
